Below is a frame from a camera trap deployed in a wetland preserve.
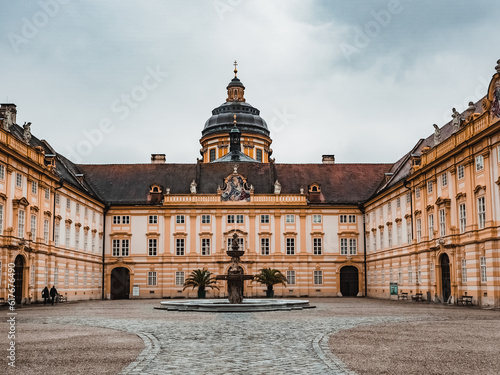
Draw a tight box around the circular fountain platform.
[156,299,314,312]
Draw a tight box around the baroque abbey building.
[1,60,500,307]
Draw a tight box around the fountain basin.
[156,299,314,312]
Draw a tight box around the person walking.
[50,285,58,306]
[42,286,49,305]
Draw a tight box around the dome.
[202,101,269,137]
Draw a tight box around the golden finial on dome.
[233,60,238,77]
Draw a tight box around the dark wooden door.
[14,255,24,305]
[340,266,359,297]
[110,267,130,299]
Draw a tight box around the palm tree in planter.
[183,269,220,299]
[253,268,287,298]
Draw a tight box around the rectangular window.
[459,203,466,233]
[396,197,401,208]
[45,187,50,200]
[84,207,88,217]
[176,215,185,224]
[16,173,22,188]
[209,148,216,162]
[408,265,413,284]
[480,256,487,283]
[29,264,35,287]
[43,219,49,244]
[313,270,323,285]
[430,262,435,283]
[428,214,434,240]
[416,218,421,242]
[427,181,433,194]
[388,227,392,248]
[112,239,120,256]
[417,264,421,284]
[0,165,4,180]
[372,232,376,251]
[236,214,244,223]
[148,271,157,286]
[76,203,80,215]
[457,164,465,180]
[201,215,211,224]
[75,229,80,250]
[74,269,78,287]
[387,201,392,212]
[285,214,295,224]
[227,237,244,251]
[63,227,69,247]
[175,271,185,286]
[122,216,130,224]
[55,193,60,205]
[113,216,120,224]
[260,214,270,224]
[66,198,71,210]
[65,268,69,287]
[461,259,467,283]
[92,235,96,253]
[397,224,402,246]
[415,187,420,199]
[148,238,158,256]
[349,215,356,223]
[256,148,262,162]
[340,238,348,255]
[286,270,296,285]
[313,238,322,255]
[475,155,484,171]
[406,222,412,244]
[176,238,185,256]
[227,214,235,224]
[260,238,270,255]
[30,214,37,240]
[201,238,211,256]
[148,215,158,224]
[121,239,129,256]
[83,271,87,287]
[389,268,394,283]
[54,223,60,246]
[477,197,486,229]
[339,214,347,223]
[398,266,403,284]
[18,210,25,238]
[31,180,38,194]
[286,238,295,255]
[439,209,446,237]
[349,239,357,255]
[379,230,384,250]
[441,173,448,187]
[83,232,88,251]
[406,192,411,204]
[312,214,322,223]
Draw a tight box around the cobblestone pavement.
[5,298,498,374]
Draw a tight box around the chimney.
[151,154,166,164]
[322,155,335,164]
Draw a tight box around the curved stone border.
[157,298,313,312]
[120,331,161,375]
[313,331,357,374]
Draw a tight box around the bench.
[398,292,408,300]
[411,293,423,302]
[56,294,67,303]
[457,295,473,306]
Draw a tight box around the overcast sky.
[1,0,499,165]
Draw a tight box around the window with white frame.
[285,214,295,224]
[461,259,467,283]
[381,268,385,284]
[349,215,356,223]
[430,262,434,283]
[31,180,37,194]
[0,165,4,180]
[148,238,158,256]
[45,187,50,200]
[417,264,421,284]
[475,155,484,171]
[340,238,348,255]
[30,264,34,287]
[53,268,59,286]
[427,181,433,194]
[83,270,87,286]
[408,265,413,283]
[84,207,88,217]
[54,222,60,246]
[176,238,185,256]
[83,232,88,251]
[75,228,80,250]
[43,219,49,244]
[398,266,403,284]
[16,173,22,188]
[372,232,376,251]
[66,198,71,210]
[428,214,434,240]
[113,216,121,224]
[439,209,446,237]
[480,256,487,282]
[112,239,120,256]
[457,164,465,180]
[201,238,211,255]
[339,215,347,223]
[175,271,185,286]
[389,268,393,283]
[74,269,79,287]
[286,238,295,255]
[459,203,466,233]
[30,214,36,240]
[260,214,269,224]
[201,215,211,224]
[397,224,402,246]
[349,239,357,255]
[18,210,25,238]
[55,193,60,205]
[441,172,448,187]
[91,234,96,253]
[396,197,401,208]
[313,270,323,285]
[149,215,158,224]
[379,229,384,249]
[148,271,157,286]
[415,186,421,199]
[313,238,322,255]
[286,270,296,285]
[121,239,129,256]
[312,214,322,223]
[260,237,270,255]
[64,268,69,287]
[44,266,48,285]
[406,192,411,204]
[227,214,243,224]
[387,201,392,212]
[388,227,392,248]
[477,197,486,229]
[416,218,421,242]
[122,216,130,224]
[76,203,80,215]
[406,221,412,244]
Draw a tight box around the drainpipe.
[359,205,367,297]
[101,205,109,300]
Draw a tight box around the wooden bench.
[398,292,408,300]
[412,293,423,302]
[457,295,473,306]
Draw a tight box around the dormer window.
[309,183,321,193]
[149,184,162,194]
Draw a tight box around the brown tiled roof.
[77,162,392,206]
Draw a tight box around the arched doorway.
[14,255,24,305]
[110,267,130,299]
[340,266,359,297]
[440,253,451,303]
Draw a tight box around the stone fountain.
[215,233,253,304]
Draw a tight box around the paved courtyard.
[1,298,499,374]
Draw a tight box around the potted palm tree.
[253,268,287,298]
[183,269,220,299]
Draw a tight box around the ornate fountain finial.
[233,60,238,77]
